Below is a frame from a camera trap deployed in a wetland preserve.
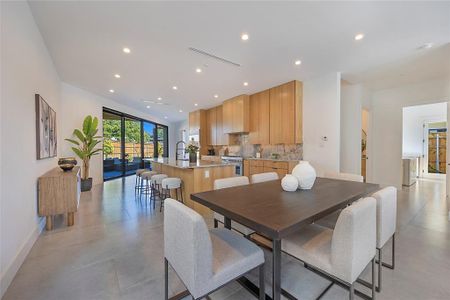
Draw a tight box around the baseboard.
[0,217,46,298]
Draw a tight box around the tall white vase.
[292,161,316,190]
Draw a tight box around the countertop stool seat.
[164,198,265,300]
[135,168,149,195]
[212,176,254,237]
[151,174,168,210]
[139,171,157,202]
[160,177,183,212]
[282,197,377,300]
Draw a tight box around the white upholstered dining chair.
[324,171,364,182]
[251,172,279,184]
[212,176,254,237]
[164,198,265,300]
[282,197,377,300]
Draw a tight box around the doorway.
[424,122,447,177]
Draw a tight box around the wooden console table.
[38,166,81,230]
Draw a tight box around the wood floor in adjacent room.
[3,176,450,300]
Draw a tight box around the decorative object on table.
[271,153,281,160]
[35,94,57,159]
[65,115,102,192]
[58,157,77,171]
[281,174,299,192]
[185,141,199,163]
[292,161,316,190]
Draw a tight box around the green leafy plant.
[65,116,102,180]
[103,139,114,158]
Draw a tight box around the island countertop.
[145,158,235,169]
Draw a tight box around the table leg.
[272,239,281,300]
[224,216,231,229]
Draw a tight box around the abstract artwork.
[35,94,57,159]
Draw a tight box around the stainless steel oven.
[221,156,243,176]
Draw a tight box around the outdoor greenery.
[65,115,102,180]
[103,139,114,158]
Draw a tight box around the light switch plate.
[204,170,210,178]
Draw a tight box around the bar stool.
[140,171,158,202]
[160,177,183,212]
[151,174,168,209]
[135,168,149,195]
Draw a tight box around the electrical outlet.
[204,170,210,178]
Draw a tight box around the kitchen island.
[147,158,235,216]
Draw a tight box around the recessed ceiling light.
[196,68,202,73]
[194,103,198,106]
[214,94,219,98]
[157,97,162,100]
[109,89,114,93]
[241,33,249,41]
[146,105,151,109]
[295,60,302,65]
[123,47,131,54]
[172,86,178,90]
[179,109,183,113]
[354,33,364,41]
[243,82,249,86]
[417,43,434,50]
[114,74,121,78]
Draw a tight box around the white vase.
[281,174,299,192]
[292,161,316,190]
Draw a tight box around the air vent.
[189,47,241,67]
[142,99,170,106]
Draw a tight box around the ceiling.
[28,1,450,122]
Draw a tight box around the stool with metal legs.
[140,171,157,203]
[150,174,168,209]
[135,169,149,197]
[160,177,183,212]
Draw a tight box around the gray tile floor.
[3,176,450,300]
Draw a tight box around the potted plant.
[185,142,199,163]
[65,115,102,191]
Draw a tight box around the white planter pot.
[292,161,316,190]
[281,174,299,192]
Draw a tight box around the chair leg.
[259,264,265,300]
[377,248,382,292]
[349,283,354,300]
[164,258,169,300]
[372,257,376,299]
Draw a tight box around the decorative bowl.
[58,157,77,171]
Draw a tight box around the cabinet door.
[270,81,295,144]
[222,100,233,134]
[276,168,288,178]
[243,160,250,177]
[249,90,270,144]
[189,111,199,135]
[205,109,212,146]
[205,108,217,146]
[295,81,303,144]
[216,105,228,145]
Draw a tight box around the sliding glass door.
[102,108,168,181]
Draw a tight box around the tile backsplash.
[215,134,303,160]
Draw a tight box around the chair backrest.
[251,172,279,184]
[372,186,397,248]
[324,171,363,183]
[331,197,376,283]
[213,176,249,190]
[164,198,213,295]
[162,177,182,189]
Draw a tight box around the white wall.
[1,1,61,296]
[60,83,171,185]
[402,102,447,157]
[371,77,450,188]
[340,83,363,175]
[303,72,341,176]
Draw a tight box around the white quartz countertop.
[145,158,235,169]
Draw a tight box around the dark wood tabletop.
[191,177,380,239]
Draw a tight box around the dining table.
[191,177,380,300]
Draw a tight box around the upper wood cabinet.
[206,107,217,146]
[269,81,303,144]
[223,95,250,134]
[249,89,270,145]
[189,109,207,152]
[215,105,228,145]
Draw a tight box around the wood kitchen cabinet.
[246,159,298,178]
[206,107,217,146]
[215,105,229,145]
[269,81,303,144]
[223,95,249,134]
[249,89,270,145]
[189,109,207,153]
